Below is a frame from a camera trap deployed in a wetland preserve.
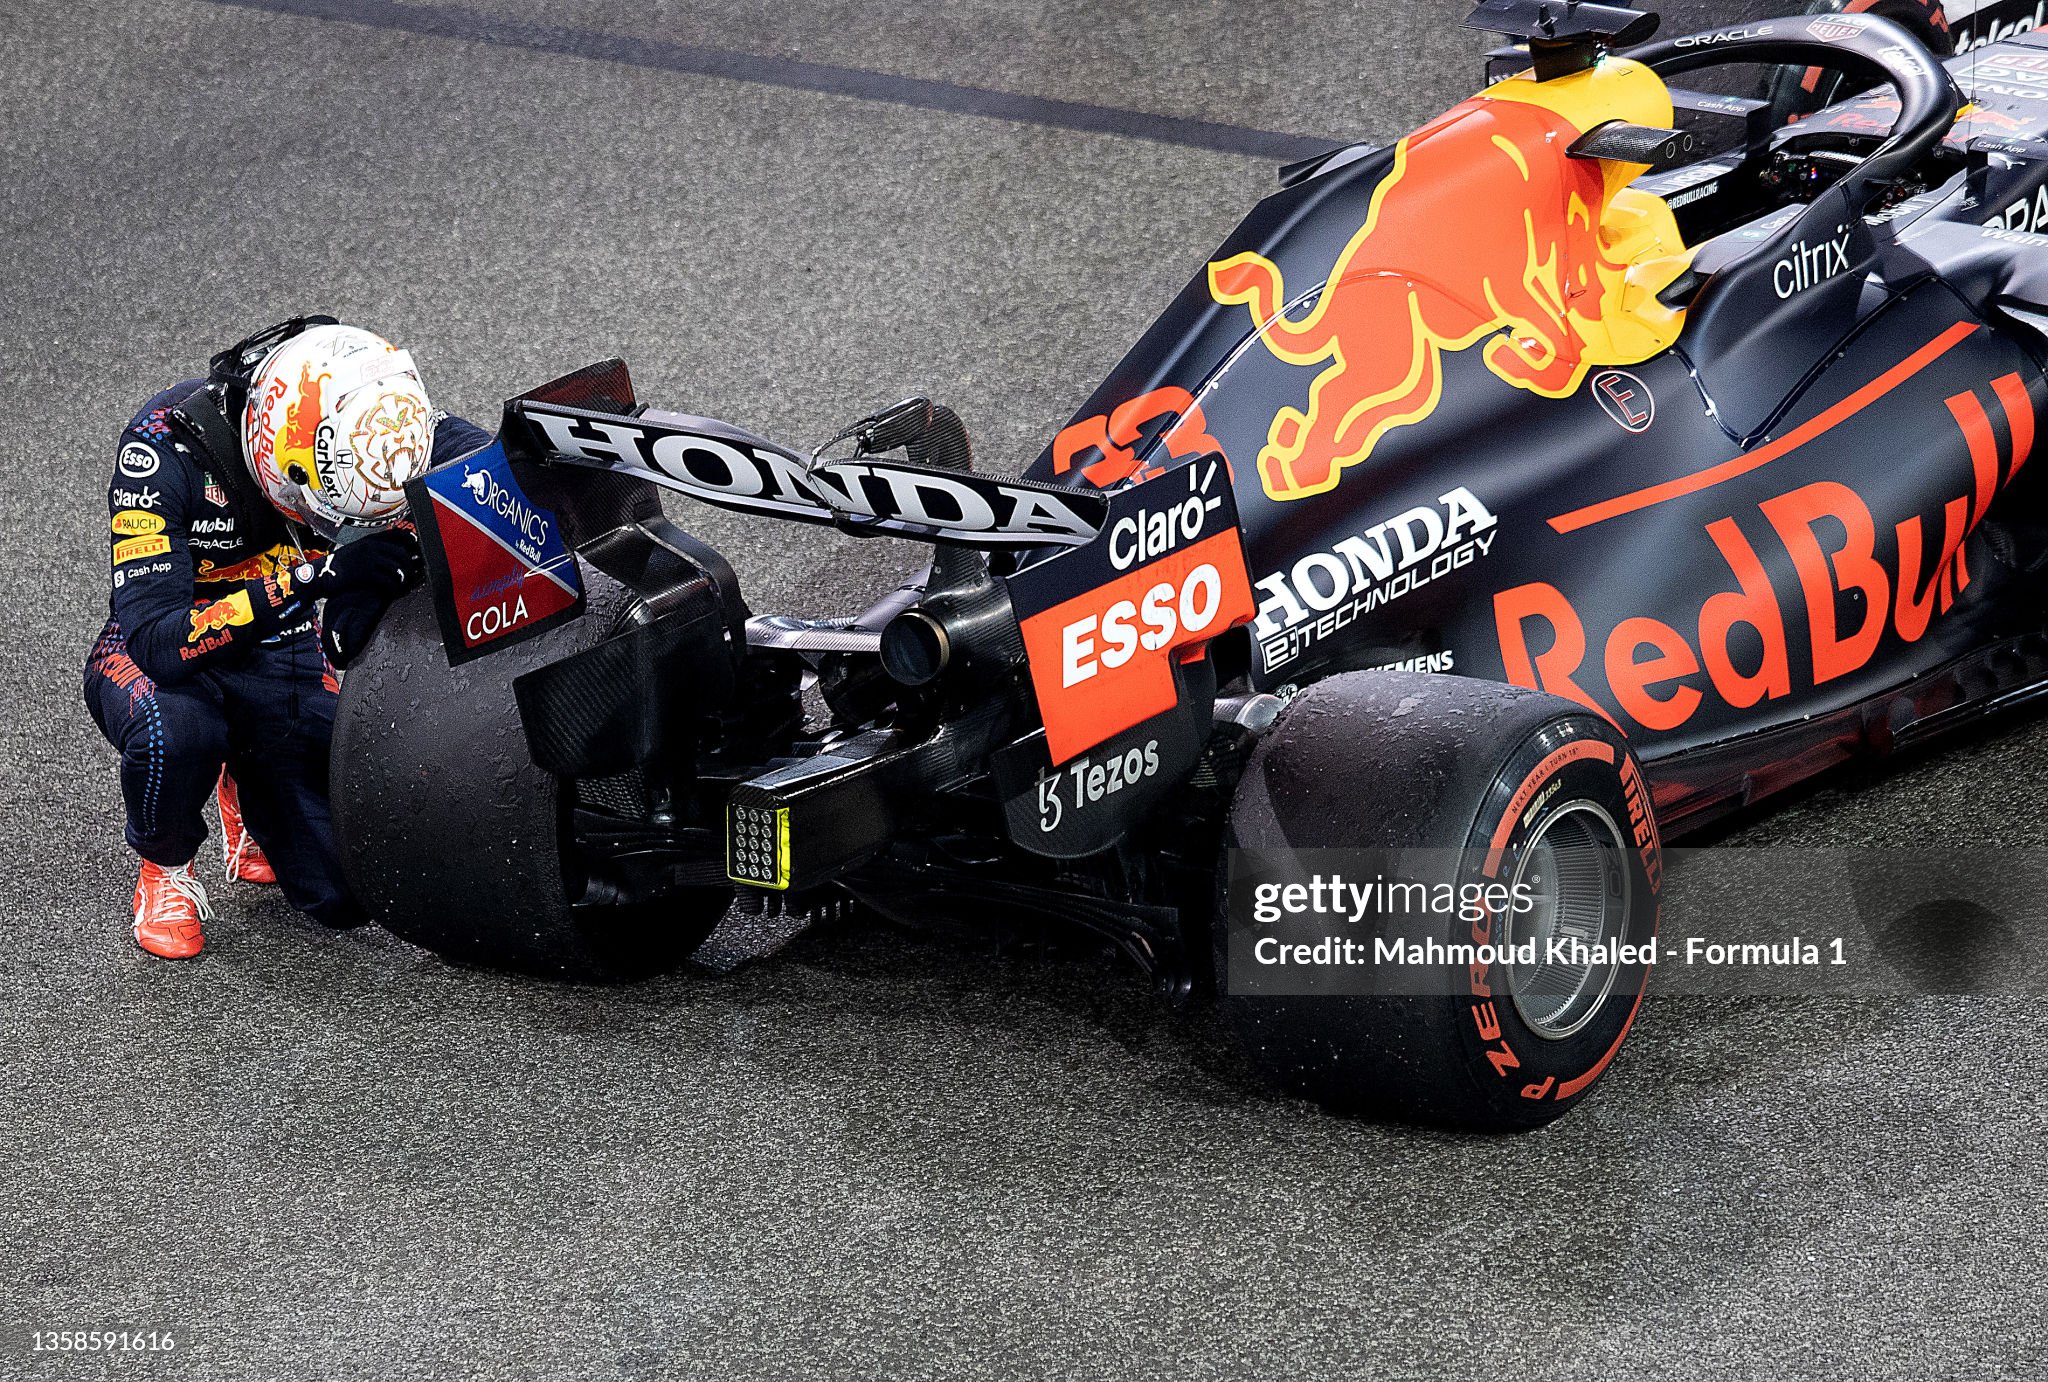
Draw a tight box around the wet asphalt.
[1,1,2043,1377]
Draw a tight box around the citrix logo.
[1773,228,1852,298]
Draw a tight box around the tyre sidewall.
[1217,674,1661,1130]
[1438,715,1661,1129]
[332,567,726,981]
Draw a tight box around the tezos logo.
[1773,229,1851,298]
[462,466,550,546]
[119,443,160,480]
[1592,371,1654,433]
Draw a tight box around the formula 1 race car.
[332,0,2048,1129]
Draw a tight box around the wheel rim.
[1504,801,1630,1041]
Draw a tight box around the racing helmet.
[242,323,438,535]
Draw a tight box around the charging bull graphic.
[1210,63,1694,501]
[276,363,329,491]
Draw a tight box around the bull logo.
[278,364,329,489]
[1210,68,1692,500]
[1952,104,2030,137]
[187,591,254,641]
[462,467,488,503]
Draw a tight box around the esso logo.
[1061,563,1225,686]
[1592,370,1654,433]
[119,443,160,479]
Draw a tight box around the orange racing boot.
[132,859,214,960]
[217,771,276,885]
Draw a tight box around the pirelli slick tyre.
[1219,671,1660,1131]
[330,565,728,982]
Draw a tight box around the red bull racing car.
[332,0,2048,1128]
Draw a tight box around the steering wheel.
[1625,12,1958,210]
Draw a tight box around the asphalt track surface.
[4,1,2046,1378]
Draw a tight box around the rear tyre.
[1218,671,1661,1131]
[330,564,729,982]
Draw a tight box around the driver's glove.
[294,528,424,669]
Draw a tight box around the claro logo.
[463,465,550,547]
[1773,229,1851,298]
[1108,471,1224,571]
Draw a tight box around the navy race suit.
[83,381,489,926]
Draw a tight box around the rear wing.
[409,362,1117,666]
[407,362,1261,881]
[499,399,1110,549]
